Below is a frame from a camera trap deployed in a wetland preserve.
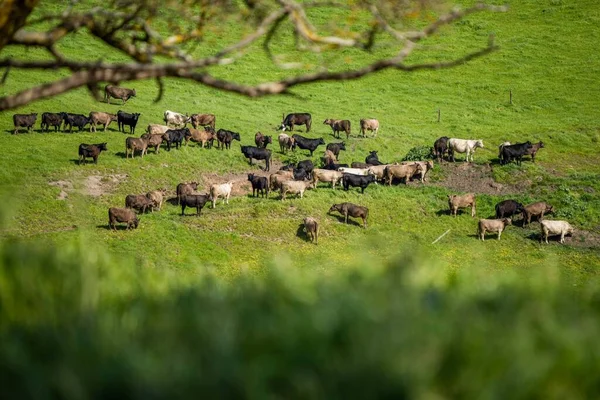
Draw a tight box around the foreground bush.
[1,239,600,399]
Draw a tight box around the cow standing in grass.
[104,85,136,104]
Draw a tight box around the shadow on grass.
[295,223,309,242]
[97,224,136,231]
[328,213,363,227]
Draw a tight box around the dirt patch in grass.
[432,162,530,195]
[49,180,74,200]
[49,174,128,199]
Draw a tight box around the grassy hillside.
[0,0,598,282]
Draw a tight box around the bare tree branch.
[0,1,507,111]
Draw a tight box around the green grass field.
[0,0,599,283]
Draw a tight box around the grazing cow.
[254,132,272,148]
[365,150,383,166]
[500,141,533,165]
[210,181,234,208]
[146,190,166,211]
[248,173,269,198]
[342,173,376,194]
[278,133,296,153]
[495,200,525,220]
[384,164,423,185]
[434,136,451,162]
[322,150,337,167]
[401,160,434,183]
[63,113,89,132]
[329,202,369,228]
[162,128,189,151]
[241,146,271,171]
[140,133,164,154]
[448,193,476,217]
[78,142,107,165]
[292,134,325,156]
[40,112,63,132]
[12,113,37,134]
[280,180,313,200]
[540,220,574,244]
[181,194,210,216]
[280,113,312,132]
[185,127,216,149]
[117,110,141,134]
[104,85,136,104]
[190,113,216,130]
[326,142,346,157]
[323,119,351,139]
[89,112,117,133]
[176,182,199,205]
[216,129,241,150]
[303,217,319,244]
[125,136,149,158]
[359,119,379,137]
[108,207,139,231]
[279,163,295,171]
[146,124,170,136]
[524,141,545,162]
[297,160,314,176]
[125,194,153,213]
[163,110,190,127]
[522,202,554,227]
[448,138,484,162]
[312,169,344,189]
[478,218,512,241]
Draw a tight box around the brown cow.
[329,202,369,228]
[303,217,319,244]
[177,182,199,205]
[524,141,545,162]
[125,194,153,213]
[522,202,554,227]
[186,127,216,149]
[125,137,149,158]
[146,189,167,211]
[359,119,379,137]
[108,207,139,230]
[255,131,273,148]
[448,193,476,217]
[190,113,216,129]
[89,112,117,133]
[140,133,164,154]
[104,85,136,104]
[323,119,351,139]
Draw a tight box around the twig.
[432,229,451,245]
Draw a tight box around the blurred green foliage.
[1,238,600,398]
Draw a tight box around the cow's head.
[502,218,512,226]
[476,140,484,148]
[247,173,255,181]
[99,143,108,151]
[328,204,341,213]
[132,89,137,97]
[546,204,555,213]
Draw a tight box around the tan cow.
[210,181,234,208]
[89,112,117,133]
[303,217,319,244]
[401,160,434,183]
[448,193,476,217]
[146,124,170,136]
[280,180,313,200]
[523,202,554,227]
[146,189,167,212]
[125,136,149,159]
[190,113,215,129]
[359,118,379,137]
[384,164,423,185]
[140,133,164,154]
[312,169,344,189]
[185,128,216,149]
[540,220,574,244]
[478,218,512,240]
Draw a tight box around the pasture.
[0,0,599,284]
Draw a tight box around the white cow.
[337,167,371,176]
[448,138,484,162]
[210,181,234,208]
[540,220,574,244]
[164,110,190,128]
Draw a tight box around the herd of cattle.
[10,92,572,244]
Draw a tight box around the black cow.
[293,168,309,181]
[217,129,241,150]
[495,199,525,219]
[326,142,346,158]
[500,142,533,165]
[78,142,107,165]
[12,113,37,134]
[125,194,153,214]
[342,173,376,194]
[180,194,210,216]
[63,113,90,133]
[117,110,141,134]
[241,146,271,171]
[162,128,189,151]
[434,136,451,162]
[292,134,325,156]
[296,160,314,176]
[324,162,349,170]
[279,163,296,171]
[280,113,312,132]
[40,112,63,132]
[365,151,383,166]
[248,173,269,198]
